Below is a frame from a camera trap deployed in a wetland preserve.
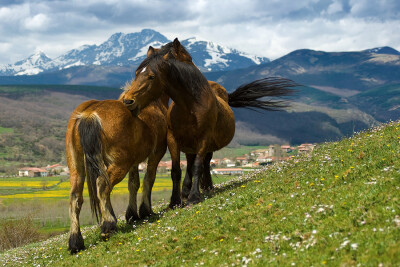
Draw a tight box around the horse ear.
[173,38,181,50]
[147,46,155,57]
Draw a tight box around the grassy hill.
[1,120,399,266]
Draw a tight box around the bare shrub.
[0,216,43,251]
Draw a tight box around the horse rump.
[77,113,108,222]
[228,77,299,111]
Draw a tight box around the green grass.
[0,127,13,134]
[1,120,399,266]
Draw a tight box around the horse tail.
[77,112,107,223]
[228,77,298,111]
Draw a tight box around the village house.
[157,160,172,172]
[281,145,294,153]
[256,155,272,163]
[45,164,68,175]
[18,167,48,177]
[251,149,269,157]
[298,143,316,153]
[235,156,249,165]
[210,158,220,167]
[243,161,259,168]
[211,168,244,175]
[156,160,187,172]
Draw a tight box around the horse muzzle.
[123,98,141,116]
[123,98,135,106]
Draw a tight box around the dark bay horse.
[66,87,168,253]
[122,39,297,206]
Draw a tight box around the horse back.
[208,81,229,103]
[67,100,154,171]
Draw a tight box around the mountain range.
[0,29,268,76]
[0,29,399,147]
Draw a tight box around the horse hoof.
[201,185,214,192]
[101,220,117,237]
[139,204,153,218]
[168,202,181,209]
[68,232,85,254]
[187,194,202,205]
[126,208,140,224]
[170,195,182,209]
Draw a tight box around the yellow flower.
[220,239,224,242]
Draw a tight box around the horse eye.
[148,75,155,80]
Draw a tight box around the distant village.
[17,144,315,178]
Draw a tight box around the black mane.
[136,42,208,101]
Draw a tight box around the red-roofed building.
[281,145,294,153]
[18,167,48,177]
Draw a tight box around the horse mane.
[136,42,209,101]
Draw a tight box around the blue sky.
[0,0,399,64]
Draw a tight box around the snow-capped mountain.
[0,51,53,76]
[0,29,269,76]
[181,37,269,72]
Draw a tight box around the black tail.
[228,77,298,111]
[77,113,107,223]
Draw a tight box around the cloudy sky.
[0,0,399,64]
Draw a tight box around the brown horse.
[66,86,168,253]
[122,39,297,206]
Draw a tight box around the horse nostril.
[123,99,135,105]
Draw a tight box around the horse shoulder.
[139,104,168,139]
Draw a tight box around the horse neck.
[164,81,215,112]
[160,92,170,109]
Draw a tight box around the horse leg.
[168,131,182,208]
[126,165,140,224]
[200,152,214,192]
[187,154,205,205]
[98,165,125,237]
[68,168,85,254]
[182,153,196,200]
[139,153,161,217]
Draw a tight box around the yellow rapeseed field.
[0,177,172,200]
[0,181,59,188]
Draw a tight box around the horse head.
[123,39,207,113]
[121,47,169,115]
[150,38,194,64]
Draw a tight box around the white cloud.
[326,1,343,15]
[0,0,399,64]
[24,13,50,31]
